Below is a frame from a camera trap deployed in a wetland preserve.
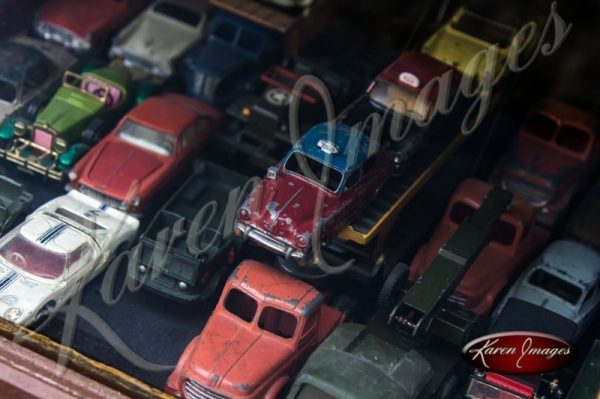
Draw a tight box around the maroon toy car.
[165,259,344,399]
[409,178,549,315]
[34,0,149,52]
[496,98,600,227]
[70,93,221,214]
[236,122,394,263]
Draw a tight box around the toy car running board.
[389,187,513,338]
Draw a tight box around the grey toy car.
[0,175,33,236]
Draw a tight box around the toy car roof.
[228,260,324,316]
[533,98,597,132]
[538,240,600,289]
[377,51,459,97]
[0,40,49,86]
[293,123,373,173]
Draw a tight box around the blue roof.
[292,123,373,173]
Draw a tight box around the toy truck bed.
[132,161,249,302]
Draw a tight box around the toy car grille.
[79,186,124,210]
[184,379,230,399]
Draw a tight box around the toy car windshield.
[528,269,583,305]
[368,79,431,121]
[117,119,175,156]
[0,79,17,103]
[452,10,514,47]
[0,233,69,279]
[284,151,343,192]
[63,71,121,108]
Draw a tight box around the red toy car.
[409,178,549,315]
[34,0,149,52]
[496,98,600,227]
[236,122,394,263]
[165,259,344,399]
[70,93,221,214]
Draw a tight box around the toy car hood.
[79,139,167,202]
[293,323,433,399]
[36,88,105,132]
[185,313,294,396]
[186,40,255,77]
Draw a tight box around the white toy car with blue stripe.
[0,189,139,326]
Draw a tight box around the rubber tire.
[378,262,409,308]
[82,119,105,145]
[30,302,56,331]
[437,374,459,399]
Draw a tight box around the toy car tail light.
[33,129,53,150]
[266,166,278,180]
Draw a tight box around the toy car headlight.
[132,196,141,208]
[13,121,27,137]
[296,234,309,248]
[239,207,250,219]
[69,34,92,51]
[34,21,52,40]
[54,138,67,154]
[4,307,23,322]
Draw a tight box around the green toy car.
[3,65,140,181]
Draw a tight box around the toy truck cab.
[5,66,133,181]
[165,260,344,399]
[498,98,599,227]
[409,178,548,315]
[183,9,282,104]
[236,122,393,263]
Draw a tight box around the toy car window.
[180,126,196,149]
[465,378,524,399]
[258,306,298,339]
[556,125,591,154]
[285,152,343,192]
[153,2,201,27]
[449,201,476,224]
[213,21,237,42]
[0,233,67,279]
[0,79,17,103]
[368,80,430,121]
[452,11,513,48]
[238,30,263,53]
[525,111,556,140]
[344,169,361,190]
[529,269,582,304]
[491,219,516,246]
[117,120,175,156]
[224,288,257,322]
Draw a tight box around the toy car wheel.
[82,119,106,145]
[30,302,56,331]
[378,262,409,308]
[25,97,47,119]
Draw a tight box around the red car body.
[35,0,149,50]
[71,93,220,213]
[165,260,344,399]
[236,123,394,262]
[497,98,600,227]
[409,178,549,315]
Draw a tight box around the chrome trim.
[236,223,304,260]
[184,379,229,399]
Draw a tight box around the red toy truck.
[165,259,344,399]
[409,178,549,315]
[497,98,599,227]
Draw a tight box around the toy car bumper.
[236,222,306,261]
[2,145,64,181]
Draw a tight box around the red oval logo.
[462,332,576,374]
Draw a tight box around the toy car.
[34,0,149,53]
[566,178,600,249]
[0,175,33,236]
[0,189,139,327]
[0,36,77,145]
[3,66,138,181]
[496,99,599,227]
[129,161,249,302]
[491,239,600,341]
[407,178,548,315]
[421,5,519,79]
[567,340,600,399]
[165,259,344,399]
[236,122,394,263]
[69,93,221,214]
[466,371,566,399]
[110,0,207,78]
[182,9,282,104]
[286,322,437,399]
